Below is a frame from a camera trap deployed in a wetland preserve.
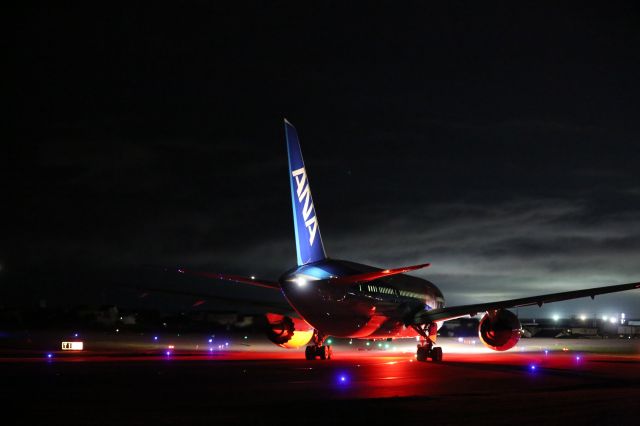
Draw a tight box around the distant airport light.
[61,342,84,351]
[602,315,608,321]
[529,365,537,371]
[457,337,464,343]
[327,339,333,345]
[609,317,617,324]
[208,338,212,343]
[544,350,549,355]
[251,276,255,280]
[575,356,581,361]
[225,342,229,346]
[46,353,53,359]
[154,336,158,341]
[165,351,171,356]
[74,333,79,337]
[552,314,560,322]
[338,374,348,384]
[168,345,175,349]
[579,315,586,321]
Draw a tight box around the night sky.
[8,2,640,317]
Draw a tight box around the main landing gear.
[412,323,443,363]
[305,330,332,360]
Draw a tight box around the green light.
[327,339,333,345]
[384,343,389,349]
[377,343,382,347]
[366,342,370,346]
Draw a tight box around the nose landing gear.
[412,323,443,363]
[305,330,332,360]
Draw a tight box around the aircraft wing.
[127,284,293,313]
[412,281,640,324]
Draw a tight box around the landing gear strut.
[412,323,443,363]
[305,330,332,360]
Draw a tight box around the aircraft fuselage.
[279,259,445,339]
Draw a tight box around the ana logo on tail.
[292,167,318,245]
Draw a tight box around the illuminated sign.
[61,341,84,350]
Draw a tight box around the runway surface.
[1,335,639,425]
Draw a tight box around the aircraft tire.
[305,346,315,360]
[319,346,329,360]
[431,347,443,362]
[416,345,428,362]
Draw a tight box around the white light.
[251,276,255,280]
[602,315,608,321]
[552,314,560,322]
[294,276,308,287]
[621,313,626,318]
[610,317,617,324]
[579,315,586,321]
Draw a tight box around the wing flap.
[413,281,640,324]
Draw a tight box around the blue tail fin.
[284,119,327,266]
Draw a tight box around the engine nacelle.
[264,313,314,349]
[478,309,522,351]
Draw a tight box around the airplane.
[179,119,640,362]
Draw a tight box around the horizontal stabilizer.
[330,263,430,284]
[177,269,280,290]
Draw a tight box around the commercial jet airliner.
[180,119,639,362]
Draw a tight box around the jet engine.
[478,309,522,351]
[264,313,314,349]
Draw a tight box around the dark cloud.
[5,2,640,316]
